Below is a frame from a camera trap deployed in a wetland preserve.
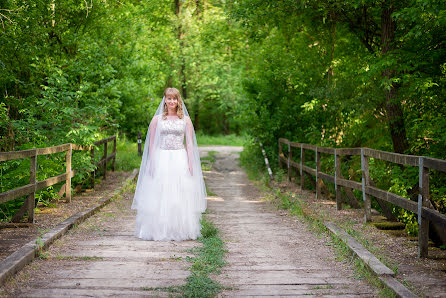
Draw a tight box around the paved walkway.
[1,146,379,297]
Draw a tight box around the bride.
[131,88,207,241]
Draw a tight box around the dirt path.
[202,146,379,296]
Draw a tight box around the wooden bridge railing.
[278,138,446,258]
[0,136,117,224]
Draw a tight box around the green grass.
[196,132,246,146]
[114,135,142,171]
[142,217,227,297]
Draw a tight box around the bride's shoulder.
[184,115,192,124]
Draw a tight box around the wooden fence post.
[103,142,108,180]
[66,144,72,203]
[300,144,305,190]
[112,137,116,172]
[27,150,37,223]
[335,149,342,210]
[361,148,371,222]
[137,131,142,156]
[316,146,321,199]
[90,146,95,189]
[287,142,291,182]
[418,157,430,258]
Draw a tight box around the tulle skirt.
[132,148,202,241]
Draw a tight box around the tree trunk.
[381,2,409,154]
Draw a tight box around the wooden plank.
[103,142,108,180]
[278,138,289,144]
[337,177,362,191]
[418,157,430,258]
[94,135,116,146]
[361,149,371,222]
[27,153,37,223]
[369,180,397,221]
[11,196,31,223]
[36,144,70,155]
[72,144,93,151]
[0,184,35,204]
[317,147,335,154]
[301,143,316,150]
[335,148,361,156]
[301,165,315,176]
[363,148,419,166]
[423,157,446,172]
[334,151,342,210]
[36,173,67,191]
[112,138,116,171]
[96,153,116,167]
[422,207,446,229]
[0,149,36,162]
[66,144,72,202]
[290,142,301,148]
[316,148,321,199]
[289,160,300,169]
[318,172,335,184]
[366,186,418,214]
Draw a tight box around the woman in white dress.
[131,88,207,241]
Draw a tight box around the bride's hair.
[163,87,184,120]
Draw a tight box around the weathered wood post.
[300,144,305,190]
[287,142,291,182]
[112,137,116,171]
[27,150,37,222]
[361,148,371,222]
[90,146,95,189]
[66,144,72,203]
[335,149,342,210]
[103,142,108,180]
[316,146,322,199]
[418,157,430,258]
[137,131,142,156]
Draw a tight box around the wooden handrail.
[0,136,117,223]
[278,138,446,258]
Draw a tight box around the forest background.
[1,0,445,237]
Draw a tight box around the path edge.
[0,169,139,287]
[325,221,418,298]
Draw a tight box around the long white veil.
[131,97,207,214]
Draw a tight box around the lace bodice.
[159,118,185,150]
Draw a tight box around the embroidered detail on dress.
[160,118,185,150]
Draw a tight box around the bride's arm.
[185,116,194,176]
[148,116,158,174]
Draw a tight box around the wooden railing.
[0,136,117,223]
[278,138,446,258]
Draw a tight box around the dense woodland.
[1,0,445,237]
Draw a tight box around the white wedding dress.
[132,116,206,241]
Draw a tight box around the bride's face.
[165,95,178,110]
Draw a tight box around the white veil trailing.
[131,96,207,215]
